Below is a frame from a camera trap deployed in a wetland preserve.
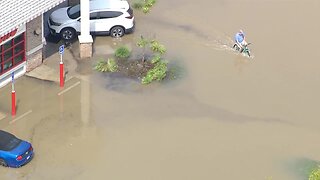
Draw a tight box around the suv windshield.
[0,131,22,151]
[67,4,80,19]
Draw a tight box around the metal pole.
[11,91,16,116]
[60,53,64,87]
[11,72,16,116]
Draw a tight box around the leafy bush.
[132,2,143,10]
[151,55,161,64]
[142,60,168,84]
[150,40,166,55]
[95,59,108,72]
[107,58,118,72]
[95,58,118,72]
[136,36,149,48]
[115,46,131,58]
[132,0,156,14]
[309,168,320,180]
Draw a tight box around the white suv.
[48,0,135,40]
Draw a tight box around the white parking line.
[65,76,74,83]
[58,81,81,96]
[0,112,6,121]
[10,110,33,124]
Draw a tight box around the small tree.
[136,36,166,62]
[137,37,168,84]
[136,36,149,62]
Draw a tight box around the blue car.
[0,130,34,168]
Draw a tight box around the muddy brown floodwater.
[1,0,320,179]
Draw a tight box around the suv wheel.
[61,28,76,40]
[110,26,125,38]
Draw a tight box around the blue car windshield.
[0,131,22,151]
[67,4,80,19]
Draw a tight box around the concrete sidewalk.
[25,41,79,83]
[26,64,60,82]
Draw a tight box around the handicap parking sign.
[59,45,64,54]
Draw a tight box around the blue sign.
[59,45,64,54]
[11,72,14,82]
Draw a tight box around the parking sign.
[11,72,14,82]
[59,45,64,54]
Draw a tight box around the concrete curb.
[25,63,72,83]
[26,64,59,82]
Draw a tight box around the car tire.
[61,28,76,40]
[0,159,7,167]
[110,26,125,38]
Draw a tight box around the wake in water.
[143,18,254,58]
[144,18,254,59]
[203,33,254,59]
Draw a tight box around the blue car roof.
[0,130,21,151]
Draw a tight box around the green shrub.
[95,58,118,72]
[107,58,118,72]
[115,46,131,58]
[142,60,168,84]
[133,0,156,14]
[151,55,161,64]
[309,168,320,180]
[132,2,143,10]
[136,36,149,48]
[150,40,166,55]
[95,59,108,72]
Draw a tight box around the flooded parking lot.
[1,0,320,179]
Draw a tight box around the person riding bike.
[234,30,248,52]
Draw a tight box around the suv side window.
[99,11,123,19]
[67,5,80,19]
[90,12,99,20]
